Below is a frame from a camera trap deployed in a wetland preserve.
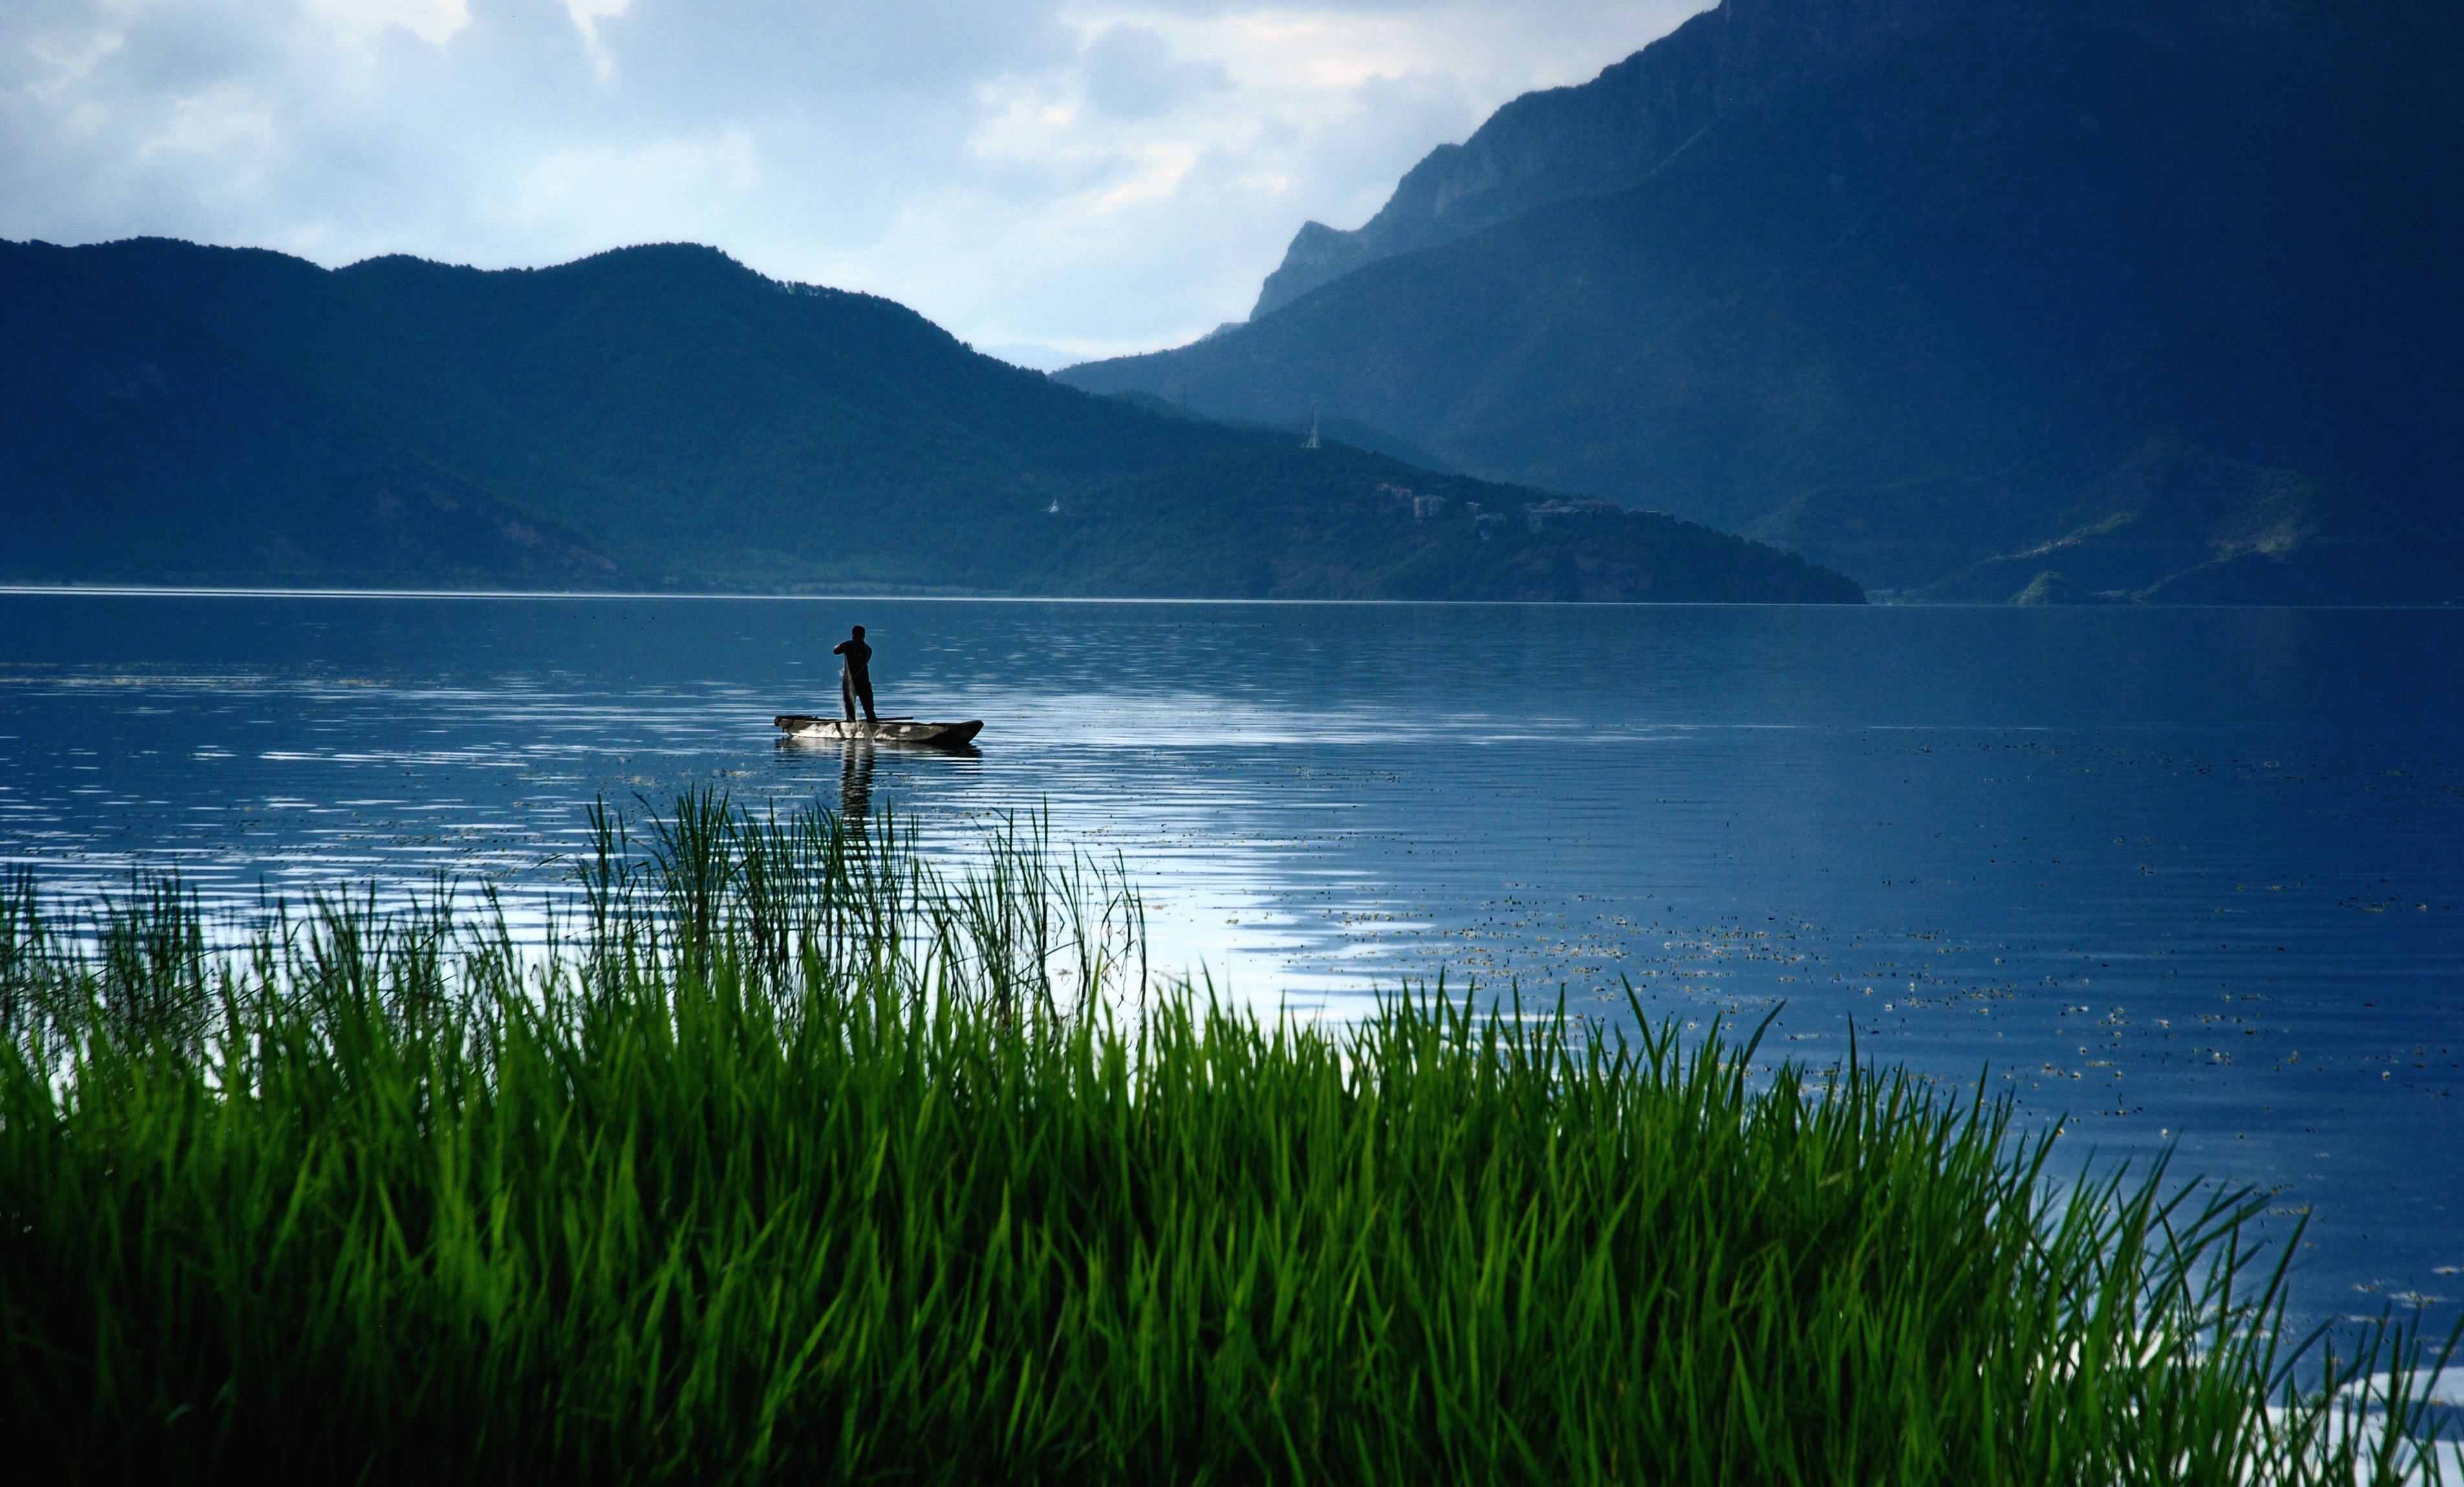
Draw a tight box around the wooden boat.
[773,714,983,747]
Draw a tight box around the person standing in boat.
[833,624,880,723]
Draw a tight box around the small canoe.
[774,715,983,747]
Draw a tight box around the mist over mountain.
[1063,0,2464,603]
[0,237,1856,602]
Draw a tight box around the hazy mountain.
[0,238,1857,601]
[981,343,1077,372]
[1064,0,2464,603]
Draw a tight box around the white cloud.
[560,0,625,81]
[17,17,127,100]
[305,0,473,47]
[138,78,276,169]
[0,0,1713,351]
[1081,23,1229,120]
[496,127,759,246]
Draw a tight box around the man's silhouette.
[832,624,878,723]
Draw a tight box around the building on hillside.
[1522,498,1621,532]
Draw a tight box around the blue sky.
[2,0,1707,363]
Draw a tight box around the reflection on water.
[1,592,2459,1338]
[839,742,874,822]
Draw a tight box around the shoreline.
[6,582,2464,610]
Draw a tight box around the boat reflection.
[773,733,981,830]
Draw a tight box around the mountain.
[1,246,614,588]
[1063,0,2464,603]
[0,238,1856,601]
[1105,392,1464,474]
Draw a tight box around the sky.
[1,0,1709,364]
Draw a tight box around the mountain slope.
[1067,0,2464,602]
[0,239,1858,601]
[0,246,613,588]
[1248,0,1933,319]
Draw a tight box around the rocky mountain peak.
[1246,0,2042,321]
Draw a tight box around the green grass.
[0,793,2452,1484]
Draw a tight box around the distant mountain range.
[1062,0,2464,604]
[0,237,1856,602]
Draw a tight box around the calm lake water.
[3,591,2459,1342]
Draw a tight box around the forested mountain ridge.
[1066,0,2464,603]
[0,237,1857,601]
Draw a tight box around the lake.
[3,590,2459,1341]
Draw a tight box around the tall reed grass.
[0,793,2451,1484]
